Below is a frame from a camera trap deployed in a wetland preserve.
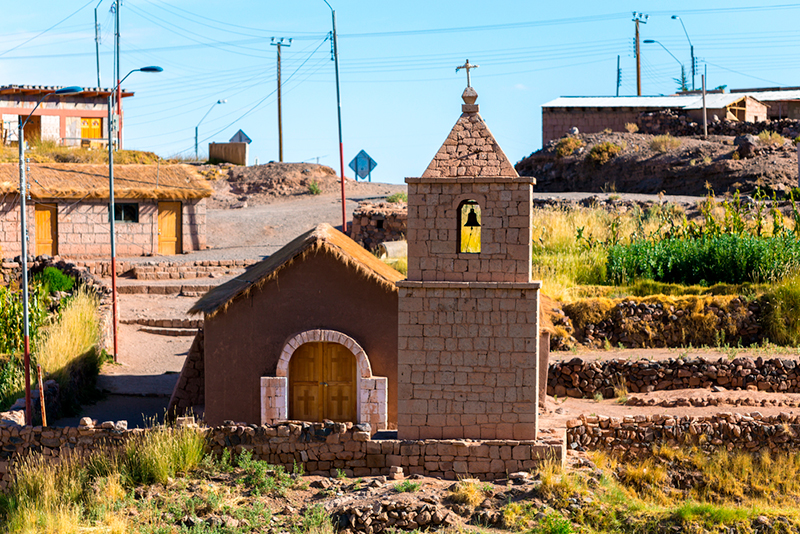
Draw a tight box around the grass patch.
[759,275,800,346]
[586,141,623,166]
[649,134,681,153]
[757,131,786,146]
[385,192,407,203]
[394,480,421,493]
[555,136,585,157]
[450,478,492,507]
[32,267,74,293]
[307,180,321,195]
[625,122,639,133]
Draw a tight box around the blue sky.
[2,1,799,184]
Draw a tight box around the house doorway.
[158,201,182,255]
[35,203,58,256]
[289,341,356,423]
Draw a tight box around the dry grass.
[650,134,682,153]
[757,131,786,147]
[587,141,623,166]
[625,122,639,133]
[555,136,585,157]
[36,289,100,383]
[450,478,489,508]
[0,140,166,165]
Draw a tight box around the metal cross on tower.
[456,59,479,87]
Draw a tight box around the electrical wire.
[0,1,95,57]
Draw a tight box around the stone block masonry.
[397,282,540,441]
[350,201,407,251]
[566,412,800,457]
[0,420,565,490]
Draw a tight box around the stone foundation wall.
[350,202,407,251]
[549,356,800,399]
[638,109,800,138]
[542,108,643,144]
[0,420,565,490]
[566,412,800,456]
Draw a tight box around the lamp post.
[18,85,83,426]
[643,39,686,91]
[672,15,695,91]
[323,0,347,232]
[108,66,162,363]
[195,99,226,161]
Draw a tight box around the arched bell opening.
[458,200,481,253]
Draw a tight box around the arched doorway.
[261,329,388,430]
[289,341,356,422]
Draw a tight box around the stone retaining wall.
[168,330,205,416]
[0,420,565,491]
[549,356,800,399]
[350,201,407,251]
[566,411,800,456]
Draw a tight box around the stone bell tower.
[397,69,541,441]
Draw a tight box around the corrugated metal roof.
[542,95,698,108]
[542,93,760,110]
[737,90,800,102]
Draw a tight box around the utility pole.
[616,55,621,96]
[94,0,103,87]
[632,12,648,96]
[324,1,347,232]
[702,74,707,138]
[271,37,292,162]
[114,0,122,149]
[672,16,696,91]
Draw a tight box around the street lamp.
[643,40,687,91]
[195,99,226,160]
[672,15,696,91]
[323,0,347,232]
[108,66,162,363]
[18,85,83,426]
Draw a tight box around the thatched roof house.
[0,163,211,257]
[173,223,403,429]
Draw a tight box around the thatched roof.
[0,163,212,200]
[189,223,404,317]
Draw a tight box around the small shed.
[0,163,211,258]
[186,223,403,429]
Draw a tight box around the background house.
[0,163,211,258]
[0,85,133,147]
[541,94,768,143]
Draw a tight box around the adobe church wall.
[203,249,398,426]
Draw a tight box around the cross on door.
[330,389,348,417]
[456,59,479,87]
[297,389,316,416]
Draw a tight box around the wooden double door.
[289,342,357,423]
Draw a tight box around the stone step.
[139,326,199,337]
[116,283,217,296]
[121,317,202,328]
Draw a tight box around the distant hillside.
[515,132,798,196]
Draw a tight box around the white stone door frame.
[261,329,387,430]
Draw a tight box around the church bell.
[464,208,480,228]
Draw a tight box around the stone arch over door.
[261,329,387,431]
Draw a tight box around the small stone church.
[173,80,541,439]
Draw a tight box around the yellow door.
[35,204,58,256]
[158,201,182,255]
[289,342,356,423]
[81,118,102,139]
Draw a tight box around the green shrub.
[607,234,800,285]
[307,180,321,195]
[394,480,421,493]
[34,267,74,293]
[555,136,585,157]
[586,141,623,166]
[650,134,681,153]
[385,192,407,203]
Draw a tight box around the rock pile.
[566,411,800,456]
[334,500,458,533]
[350,201,407,251]
[638,109,800,139]
[549,356,800,398]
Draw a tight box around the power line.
[0,0,94,57]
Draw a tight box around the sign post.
[349,150,377,182]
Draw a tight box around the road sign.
[349,149,377,182]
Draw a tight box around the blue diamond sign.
[349,149,377,181]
